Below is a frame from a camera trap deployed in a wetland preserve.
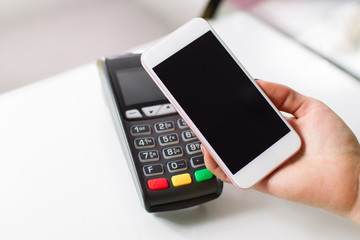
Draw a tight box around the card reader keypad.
[129,117,213,191]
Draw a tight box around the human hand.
[203,80,360,224]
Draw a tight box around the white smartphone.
[141,18,301,189]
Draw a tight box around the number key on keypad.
[134,137,155,149]
[138,150,159,162]
[167,159,187,173]
[162,146,183,159]
[177,118,188,129]
[158,133,179,146]
[130,124,151,136]
[186,142,202,155]
[181,130,196,142]
[154,121,175,133]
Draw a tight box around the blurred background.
[1,0,359,94]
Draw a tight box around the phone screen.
[152,31,290,174]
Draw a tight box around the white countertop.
[0,12,359,239]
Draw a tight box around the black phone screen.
[152,31,290,174]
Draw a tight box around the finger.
[202,145,231,183]
[256,80,310,119]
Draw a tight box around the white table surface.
[1,12,360,239]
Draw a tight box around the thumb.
[256,80,309,119]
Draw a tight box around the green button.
[194,169,213,182]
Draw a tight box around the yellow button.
[171,173,192,187]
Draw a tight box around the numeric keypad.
[129,117,213,191]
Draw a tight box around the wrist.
[347,191,360,225]
[347,155,360,225]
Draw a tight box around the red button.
[147,178,169,191]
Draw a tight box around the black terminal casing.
[97,54,223,212]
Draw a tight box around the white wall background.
[1,0,358,94]
[0,0,209,93]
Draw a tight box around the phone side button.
[147,178,169,191]
[194,169,213,182]
[171,173,192,187]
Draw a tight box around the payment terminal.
[97,54,223,212]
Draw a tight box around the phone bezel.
[141,18,301,189]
